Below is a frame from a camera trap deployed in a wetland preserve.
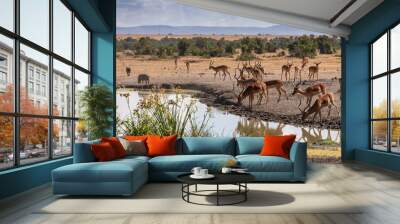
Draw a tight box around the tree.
[177,39,190,56]
[288,36,317,58]
[316,35,339,54]
[0,85,57,150]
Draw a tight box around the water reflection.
[117,89,341,148]
[235,119,285,136]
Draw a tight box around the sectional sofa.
[52,137,307,196]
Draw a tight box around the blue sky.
[117,0,274,27]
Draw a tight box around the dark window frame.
[0,0,92,171]
[370,22,400,154]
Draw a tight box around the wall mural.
[116,0,342,163]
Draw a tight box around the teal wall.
[0,0,116,200]
[0,158,72,199]
[343,0,400,171]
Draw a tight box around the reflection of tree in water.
[299,127,340,146]
[235,118,285,136]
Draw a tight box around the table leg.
[187,184,190,202]
[245,183,247,201]
[195,184,198,192]
[217,184,219,206]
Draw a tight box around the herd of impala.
[124,56,340,122]
[208,58,340,122]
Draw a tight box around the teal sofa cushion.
[236,155,293,172]
[178,137,236,155]
[149,154,235,172]
[53,159,147,183]
[236,137,264,155]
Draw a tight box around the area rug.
[37,183,362,214]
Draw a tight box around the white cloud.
[117,0,274,27]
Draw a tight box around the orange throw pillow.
[146,135,177,157]
[260,135,296,159]
[124,135,148,141]
[101,137,127,158]
[91,142,117,162]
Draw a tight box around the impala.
[292,83,326,109]
[281,61,293,81]
[308,62,321,80]
[209,60,231,80]
[299,92,339,121]
[293,58,308,81]
[262,80,288,103]
[237,85,266,110]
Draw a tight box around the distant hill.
[117,25,320,36]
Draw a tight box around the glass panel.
[372,33,387,76]
[53,0,72,60]
[391,24,400,70]
[0,116,13,170]
[0,0,14,31]
[372,76,387,119]
[391,72,400,118]
[0,35,14,112]
[75,120,88,143]
[53,59,72,117]
[74,18,89,70]
[20,0,49,49]
[74,69,89,118]
[391,120,400,153]
[53,119,72,157]
[20,117,49,165]
[20,44,49,115]
[372,121,388,151]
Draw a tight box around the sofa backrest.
[235,137,264,155]
[73,140,100,163]
[177,137,236,155]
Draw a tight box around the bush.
[117,35,340,59]
[236,52,257,61]
[118,91,212,137]
[79,84,114,140]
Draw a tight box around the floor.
[1,162,400,224]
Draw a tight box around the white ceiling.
[177,0,384,37]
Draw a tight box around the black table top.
[177,172,255,185]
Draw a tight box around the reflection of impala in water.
[299,127,340,146]
[235,119,285,137]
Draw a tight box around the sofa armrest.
[73,140,100,163]
[289,141,307,182]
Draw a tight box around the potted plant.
[79,84,114,140]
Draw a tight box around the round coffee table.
[177,173,255,206]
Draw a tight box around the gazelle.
[263,80,289,103]
[234,62,248,80]
[281,62,293,81]
[293,58,308,82]
[174,56,179,70]
[185,61,190,74]
[292,83,326,109]
[209,60,231,80]
[126,67,132,77]
[237,85,266,110]
[235,77,258,93]
[299,92,339,121]
[308,62,321,80]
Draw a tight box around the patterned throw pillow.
[119,138,147,156]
